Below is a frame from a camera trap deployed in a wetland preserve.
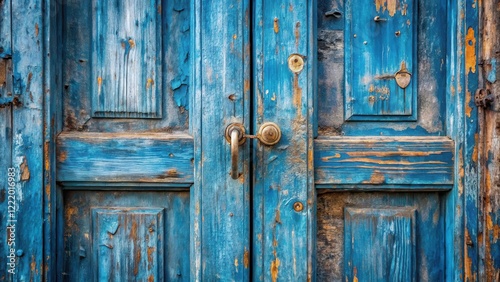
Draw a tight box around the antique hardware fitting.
[474,88,494,109]
[225,122,282,179]
[288,54,305,73]
[325,9,342,18]
[374,61,412,89]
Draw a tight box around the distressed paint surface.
[480,0,500,279]
[315,0,477,281]
[191,0,251,280]
[344,207,416,282]
[63,191,190,281]
[315,137,455,186]
[56,133,194,184]
[63,0,190,132]
[318,0,447,136]
[317,192,445,281]
[345,0,416,120]
[253,0,315,281]
[0,0,46,280]
[92,208,164,281]
[92,0,162,118]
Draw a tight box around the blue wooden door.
[52,0,471,281]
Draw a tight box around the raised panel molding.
[92,208,165,281]
[344,207,416,281]
[345,0,417,121]
[92,0,162,118]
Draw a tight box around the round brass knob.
[257,122,281,146]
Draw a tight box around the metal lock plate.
[394,61,411,89]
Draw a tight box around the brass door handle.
[225,123,246,179]
[225,122,282,179]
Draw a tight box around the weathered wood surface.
[63,0,190,132]
[63,191,190,281]
[480,0,500,279]
[318,0,447,136]
[56,133,194,185]
[345,0,417,120]
[253,0,315,281]
[191,0,251,280]
[317,192,445,281]
[92,0,162,118]
[316,1,478,281]
[315,137,455,187]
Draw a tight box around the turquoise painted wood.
[0,0,484,280]
[345,0,417,120]
[253,0,316,280]
[191,0,251,279]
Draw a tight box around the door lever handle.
[225,122,282,179]
[225,123,246,179]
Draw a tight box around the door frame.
[28,0,480,280]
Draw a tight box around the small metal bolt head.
[288,54,304,73]
[293,202,304,212]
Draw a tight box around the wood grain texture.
[480,0,500,278]
[56,133,194,184]
[191,0,251,280]
[344,207,416,282]
[317,192,444,281]
[63,0,190,131]
[92,208,164,281]
[0,0,11,58]
[317,0,447,136]
[315,137,454,186]
[63,191,190,281]
[92,0,162,118]
[345,0,416,120]
[253,0,316,280]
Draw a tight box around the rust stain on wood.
[270,257,280,282]
[146,78,154,89]
[375,0,398,16]
[466,90,473,117]
[465,27,477,74]
[243,249,249,268]
[274,18,279,33]
[294,22,301,48]
[293,74,302,114]
[57,150,67,162]
[363,171,385,184]
[347,151,446,157]
[35,23,39,37]
[20,157,31,181]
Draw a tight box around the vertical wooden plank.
[253,0,315,280]
[0,93,12,278]
[9,0,44,280]
[43,0,62,280]
[0,0,11,58]
[191,0,251,280]
[480,0,500,279]
[463,0,480,280]
[91,0,162,118]
[445,0,480,280]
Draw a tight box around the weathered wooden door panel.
[317,192,445,281]
[58,0,196,280]
[63,191,190,281]
[315,0,457,280]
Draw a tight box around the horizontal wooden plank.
[57,132,193,184]
[314,137,454,187]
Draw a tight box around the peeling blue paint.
[487,58,497,83]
